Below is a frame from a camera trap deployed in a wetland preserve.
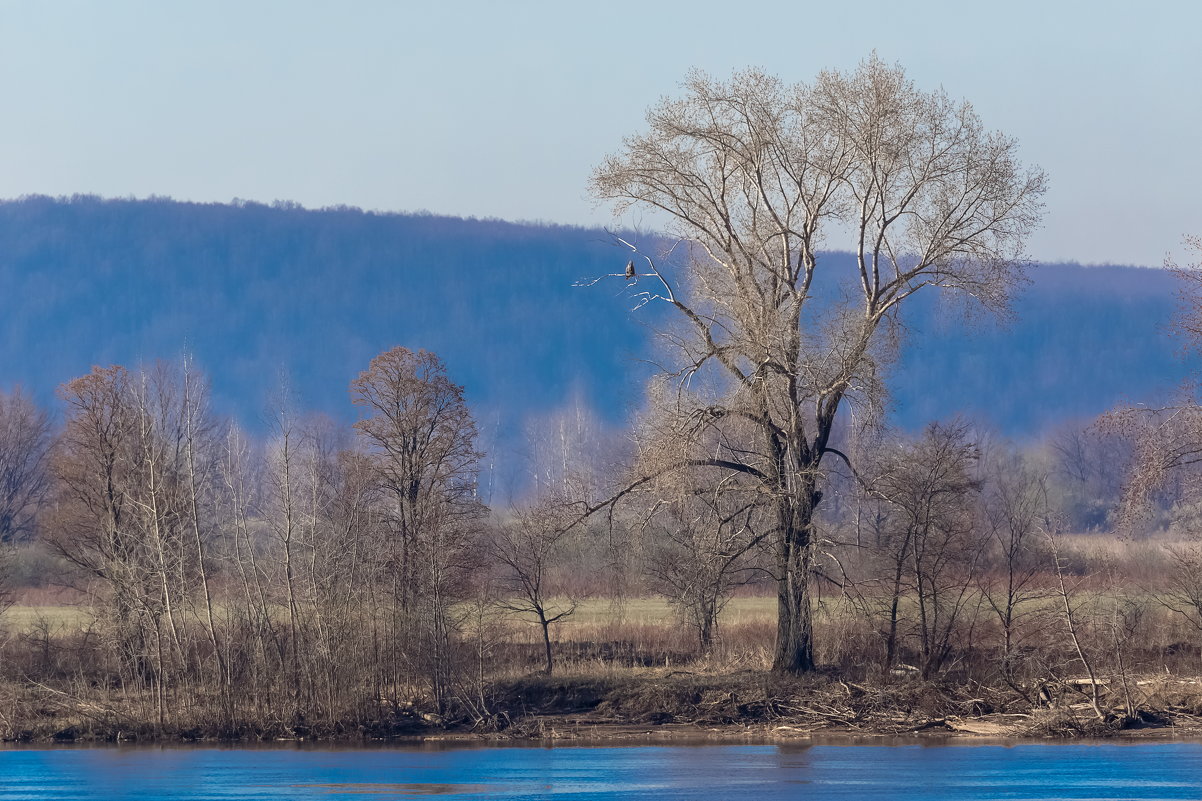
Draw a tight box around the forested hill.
[0,195,651,428]
[0,194,1191,458]
[891,262,1193,433]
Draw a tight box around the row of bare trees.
[3,351,1202,730]
[0,348,513,729]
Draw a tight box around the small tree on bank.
[0,387,53,621]
[645,490,762,654]
[978,445,1054,690]
[491,498,581,676]
[351,346,487,708]
[0,387,53,546]
[876,422,983,679]
[589,56,1046,672]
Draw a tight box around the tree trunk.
[539,615,554,676]
[699,598,715,653]
[884,531,913,670]
[772,494,816,673]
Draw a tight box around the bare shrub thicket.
[10,351,497,733]
[832,423,984,678]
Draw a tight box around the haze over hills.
[0,195,1192,486]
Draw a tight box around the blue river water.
[1,741,1200,800]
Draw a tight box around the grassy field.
[0,596,781,636]
[554,596,775,628]
[2,604,89,632]
[1,587,1156,638]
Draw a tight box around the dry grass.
[1,595,777,636]
[1,604,88,632]
[553,595,776,631]
[6,584,1202,741]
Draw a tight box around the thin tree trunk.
[1048,533,1104,721]
[539,613,553,676]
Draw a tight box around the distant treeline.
[0,195,1193,494]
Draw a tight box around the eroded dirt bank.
[7,671,1202,746]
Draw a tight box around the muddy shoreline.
[5,721,1202,748]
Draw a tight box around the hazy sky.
[0,0,1197,266]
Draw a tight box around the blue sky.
[0,0,1197,266]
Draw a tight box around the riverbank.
[472,672,1202,743]
[6,671,1202,745]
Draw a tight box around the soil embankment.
[6,672,1202,745]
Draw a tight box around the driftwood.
[1033,677,1112,707]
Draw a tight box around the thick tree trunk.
[772,493,817,673]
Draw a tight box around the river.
[2,741,1201,800]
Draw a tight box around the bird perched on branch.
[625,259,636,280]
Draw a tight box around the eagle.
[625,259,636,280]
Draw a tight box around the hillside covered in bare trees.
[0,194,1192,495]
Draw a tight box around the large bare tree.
[589,56,1046,672]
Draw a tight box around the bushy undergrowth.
[4,592,1202,743]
